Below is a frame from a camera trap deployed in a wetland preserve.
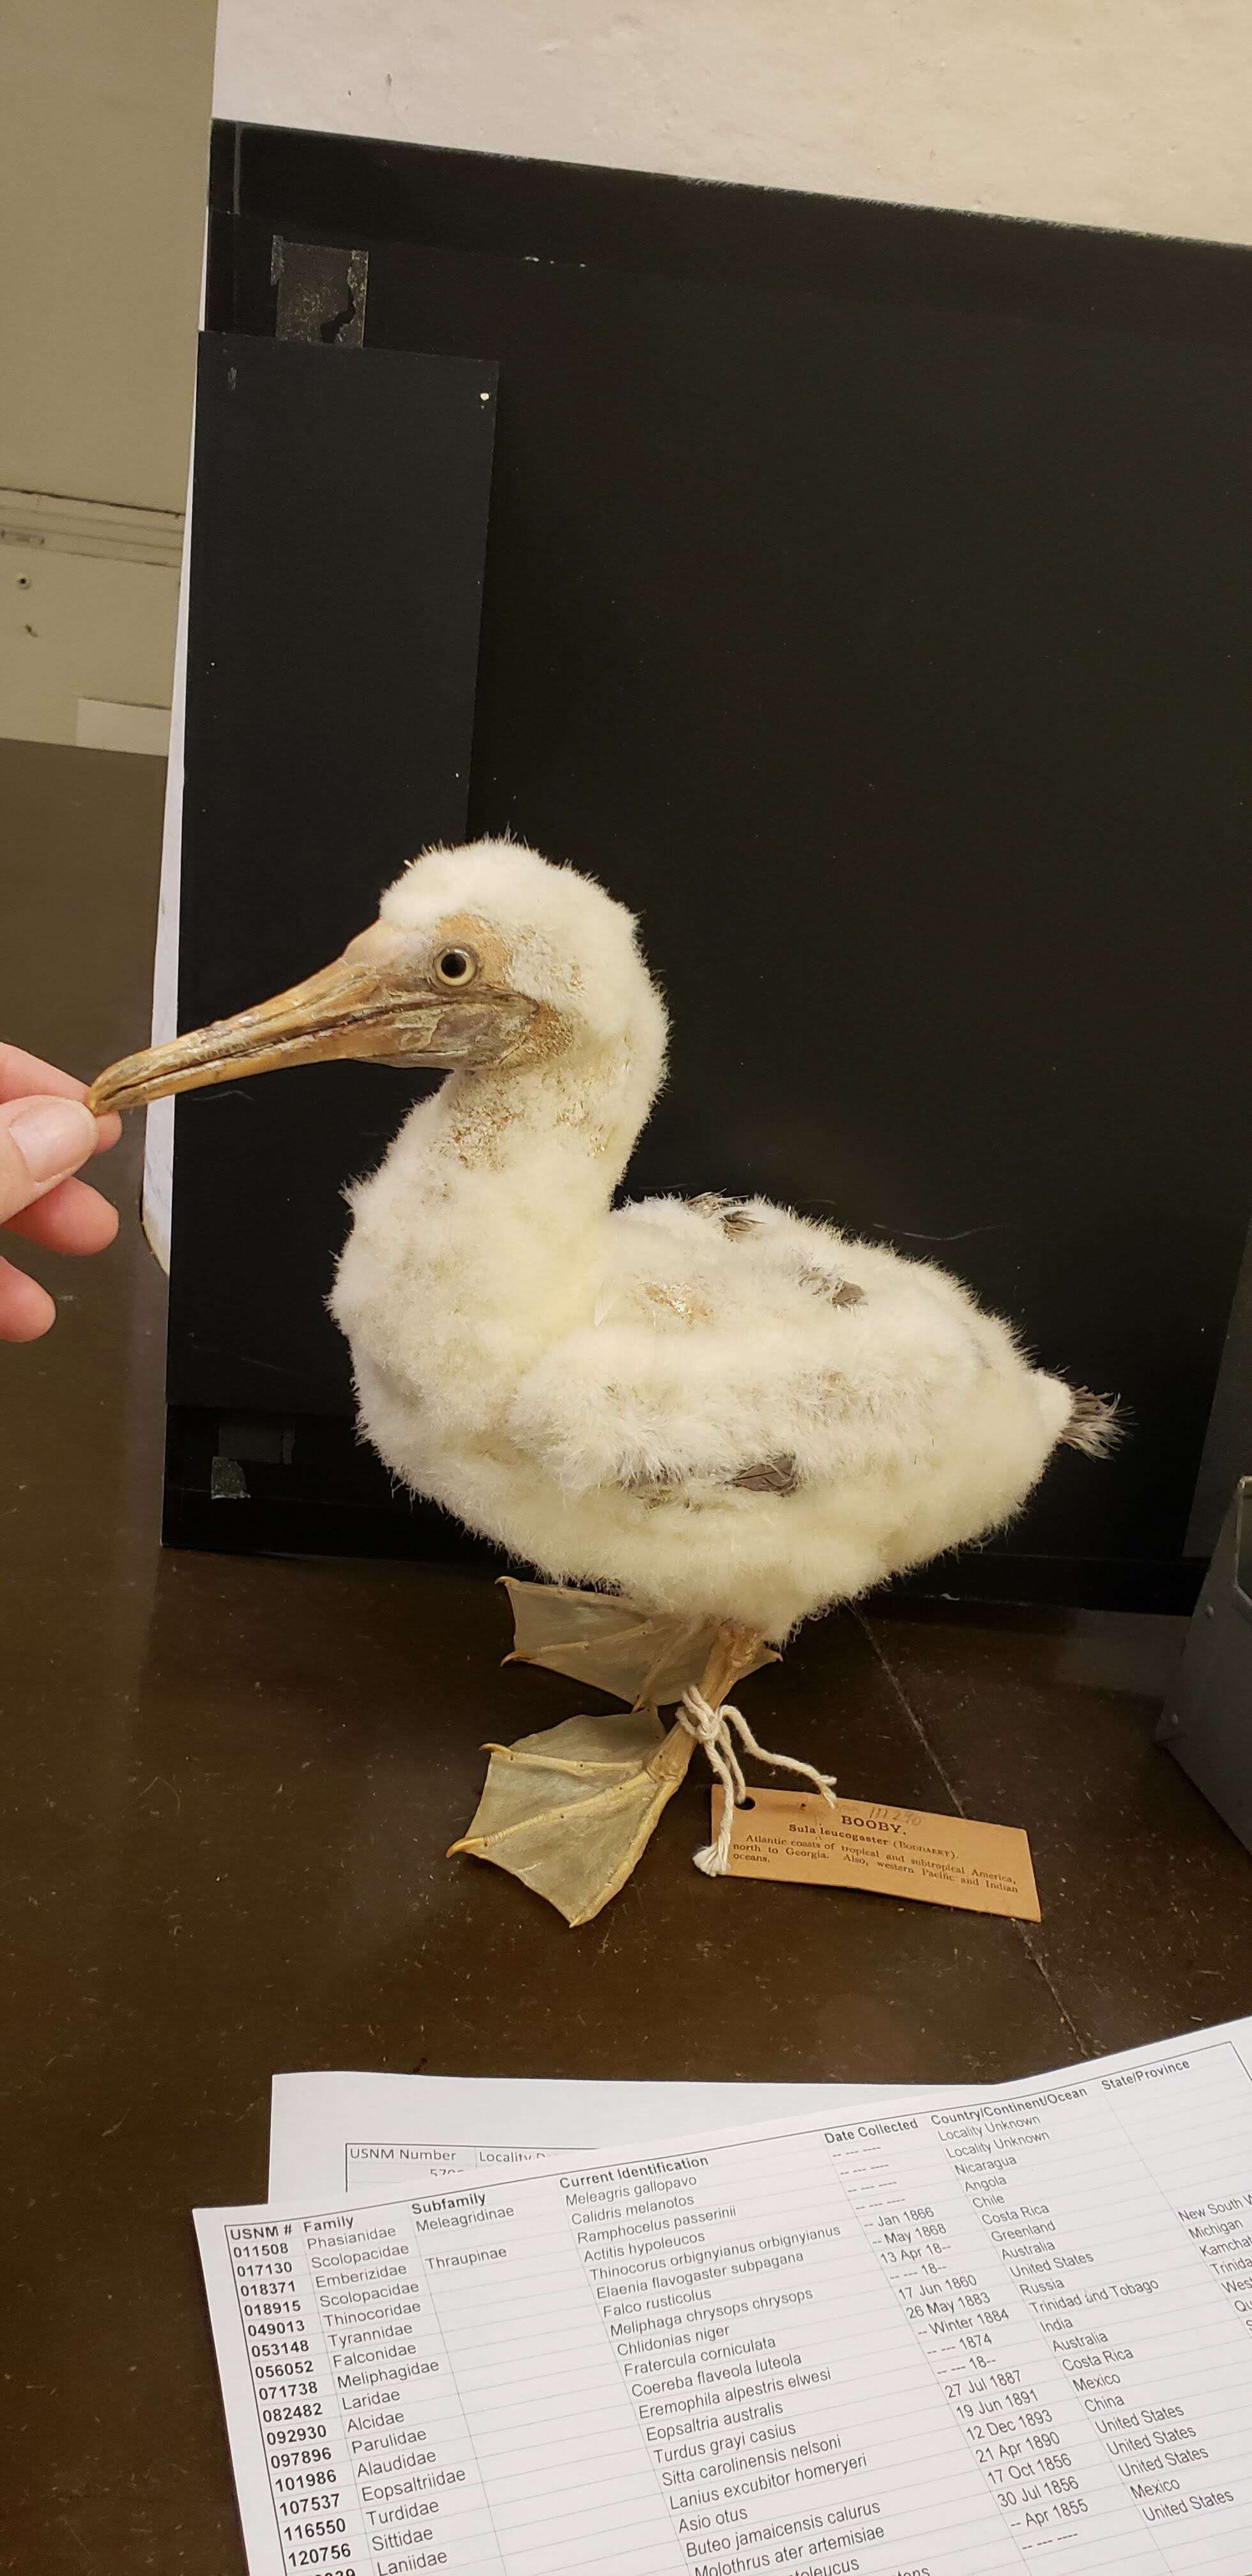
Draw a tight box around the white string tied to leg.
[676,1687,837,1878]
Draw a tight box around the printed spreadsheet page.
[266,2074,919,2202]
[201,2019,1252,2576]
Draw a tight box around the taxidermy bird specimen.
[91,843,1117,1924]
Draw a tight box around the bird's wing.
[509,1193,1007,1498]
[508,1311,813,1497]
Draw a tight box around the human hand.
[1,1045,123,1341]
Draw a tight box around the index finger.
[0,1044,121,1150]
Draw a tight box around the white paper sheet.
[267,2073,928,2202]
[207,2018,1252,2574]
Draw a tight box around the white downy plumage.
[89,833,1121,1913]
[332,840,1108,1642]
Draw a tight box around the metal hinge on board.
[211,1419,297,1500]
[270,238,369,346]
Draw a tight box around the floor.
[3,737,1251,2572]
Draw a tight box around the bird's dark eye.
[434,945,478,988]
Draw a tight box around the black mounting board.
[169,125,1252,1609]
[167,330,496,1430]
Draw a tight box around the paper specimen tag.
[712,1784,1041,1920]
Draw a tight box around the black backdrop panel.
[171,331,496,1414]
[171,126,1252,1604]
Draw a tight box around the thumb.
[0,1096,100,1225]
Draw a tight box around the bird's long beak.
[88,925,537,1117]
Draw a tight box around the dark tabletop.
[3,737,1251,2573]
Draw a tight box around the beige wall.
[0,0,216,747]
[218,0,1252,245]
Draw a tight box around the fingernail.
[10,1098,98,1181]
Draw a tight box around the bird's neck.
[439,1040,645,1208]
[366,1020,661,1336]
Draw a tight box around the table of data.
[200,2034,1252,2576]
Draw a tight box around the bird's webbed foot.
[450,1592,781,1924]
[448,1704,694,1927]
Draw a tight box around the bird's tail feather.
[1061,1386,1124,1458]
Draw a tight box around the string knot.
[676,1687,836,1878]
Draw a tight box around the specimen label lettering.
[714,1784,1042,1919]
